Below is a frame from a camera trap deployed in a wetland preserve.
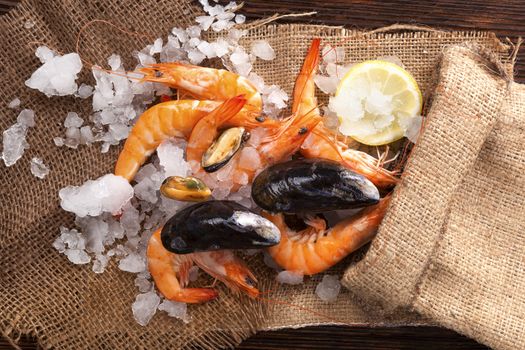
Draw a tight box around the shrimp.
[139,63,262,113]
[186,101,322,190]
[265,196,391,275]
[147,228,218,303]
[114,98,265,182]
[293,39,398,188]
[148,228,259,302]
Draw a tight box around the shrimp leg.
[265,196,391,276]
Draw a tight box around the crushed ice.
[315,274,341,302]
[30,157,49,179]
[1,109,35,167]
[276,270,304,285]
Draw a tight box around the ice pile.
[315,274,341,302]
[30,157,49,179]
[59,174,133,217]
[276,270,304,285]
[25,46,82,97]
[1,109,35,166]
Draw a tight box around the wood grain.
[2,0,523,349]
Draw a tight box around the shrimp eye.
[298,127,308,135]
[255,116,265,123]
[154,70,163,77]
[245,276,256,287]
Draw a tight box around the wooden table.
[1,1,522,349]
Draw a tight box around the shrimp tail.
[292,38,321,114]
[210,95,247,126]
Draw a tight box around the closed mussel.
[251,158,380,213]
[161,200,280,254]
[202,127,250,172]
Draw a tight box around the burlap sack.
[343,44,525,350]
[0,0,513,349]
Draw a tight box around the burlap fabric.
[0,0,513,349]
[343,45,525,350]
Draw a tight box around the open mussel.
[202,127,250,172]
[251,158,380,213]
[161,200,280,254]
[160,176,211,202]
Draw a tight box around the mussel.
[202,127,250,172]
[161,200,280,254]
[251,158,380,213]
[160,176,211,202]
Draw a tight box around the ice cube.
[235,14,246,24]
[53,137,64,147]
[238,147,261,171]
[186,25,202,38]
[135,275,152,293]
[92,253,110,273]
[64,249,91,264]
[25,51,82,97]
[197,41,217,58]
[158,300,189,323]
[188,49,206,65]
[322,45,345,64]
[77,216,109,253]
[266,86,288,109]
[315,274,341,302]
[7,97,21,109]
[230,46,249,65]
[77,83,93,99]
[276,270,304,285]
[137,52,155,66]
[212,185,230,200]
[119,252,146,273]
[59,174,134,217]
[109,123,130,141]
[196,15,214,31]
[132,291,160,326]
[172,27,189,43]
[134,177,158,204]
[79,126,94,144]
[30,157,49,179]
[364,85,393,116]
[251,40,275,61]
[157,139,191,177]
[16,109,35,127]
[313,74,338,94]
[150,38,163,55]
[400,114,423,144]
[121,203,141,237]
[211,19,233,32]
[64,112,83,128]
[1,123,30,167]
[35,46,55,63]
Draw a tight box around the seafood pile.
[7,0,422,327]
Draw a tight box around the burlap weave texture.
[0,0,513,349]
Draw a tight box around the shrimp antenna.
[261,104,321,144]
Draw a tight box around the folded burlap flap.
[343,44,525,350]
[0,0,516,349]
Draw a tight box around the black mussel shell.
[251,158,380,213]
[161,200,280,254]
[202,127,250,173]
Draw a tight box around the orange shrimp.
[147,228,218,303]
[139,63,262,113]
[114,97,269,182]
[187,103,322,190]
[265,196,391,276]
[147,228,259,302]
[294,39,398,189]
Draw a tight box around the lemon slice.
[329,60,422,146]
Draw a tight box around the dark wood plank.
[1,0,522,349]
